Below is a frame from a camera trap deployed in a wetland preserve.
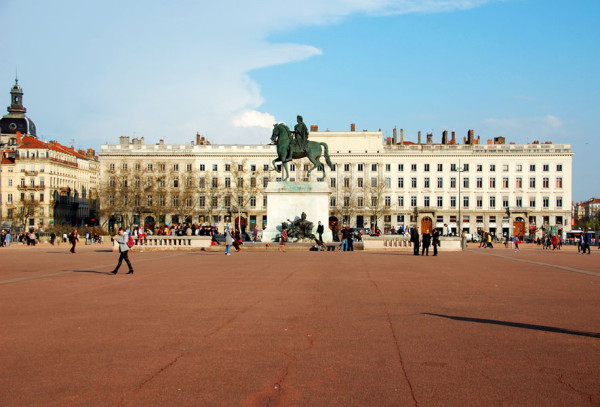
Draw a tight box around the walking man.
[111,228,134,274]
[69,229,79,253]
[317,221,324,245]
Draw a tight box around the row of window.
[337,163,563,173]
[108,195,264,209]
[330,195,564,209]
[376,214,563,226]
[104,192,565,210]
[109,163,270,172]
[107,162,565,174]
[3,192,45,204]
[105,173,564,191]
[108,176,267,189]
[331,176,564,189]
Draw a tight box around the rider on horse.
[286,115,309,161]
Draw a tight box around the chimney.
[467,129,474,144]
[119,136,130,145]
[196,132,201,145]
[350,123,356,132]
[442,130,448,145]
[427,133,433,144]
[476,135,480,144]
[400,128,404,145]
[393,127,397,144]
[159,139,164,145]
[418,131,421,145]
[385,137,392,145]
[450,131,456,145]
[310,125,318,132]
[488,139,493,145]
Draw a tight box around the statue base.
[262,181,333,243]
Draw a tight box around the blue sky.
[1,0,598,201]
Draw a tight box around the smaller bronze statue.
[282,212,314,241]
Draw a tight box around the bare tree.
[366,172,390,230]
[197,171,225,226]
[12,196,39,230]
[333,175,359,226]
[226,160,264,232]
[171,166,199,225]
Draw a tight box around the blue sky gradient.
[1,0,598,200]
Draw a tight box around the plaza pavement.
[1,243,599,406]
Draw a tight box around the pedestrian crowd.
[536,234,563,250]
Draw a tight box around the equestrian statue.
[271,115,333,181]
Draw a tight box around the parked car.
[465,233,481,242]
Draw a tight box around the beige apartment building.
[99,126,573,239]
[0,79,100,230]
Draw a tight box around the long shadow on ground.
[424,313,600,339]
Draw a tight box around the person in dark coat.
[316,221,324,245]
[410,226,420,256]
[432,229,440,256]
[69,229,79,253]
[421,229,431,256]
[233,228,242,252]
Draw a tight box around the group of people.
[537,235,563,250]
[0,229,12,247]
[479,232,495,249]
[338,226,356,251]
[577,230,594,254]
[223,226,244,255]
[502,235,520,251]
[410,226,440,256]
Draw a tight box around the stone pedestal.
[262,181,332,243]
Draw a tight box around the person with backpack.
[111,228,134,274]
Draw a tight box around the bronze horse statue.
[271,123,333,181]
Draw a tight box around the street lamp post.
[456,160,464,239]
[506,207,511,240]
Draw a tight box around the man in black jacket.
[317,221,324,244]
[432,229,440,256]
[410,226,420,256]
[421,229,431,256]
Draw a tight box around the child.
[279,227,288,252]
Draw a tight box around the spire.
[8,76,26,115]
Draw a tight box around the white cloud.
[233,110,277,128]
[1,0,500,148]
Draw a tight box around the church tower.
[0,77,37,138]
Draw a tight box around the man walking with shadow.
[111,228,134,275]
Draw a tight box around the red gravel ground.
[1,243,599,406]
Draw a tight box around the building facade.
[99,126,573,239]
[0,80,100,230]
[573,198,600,222]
